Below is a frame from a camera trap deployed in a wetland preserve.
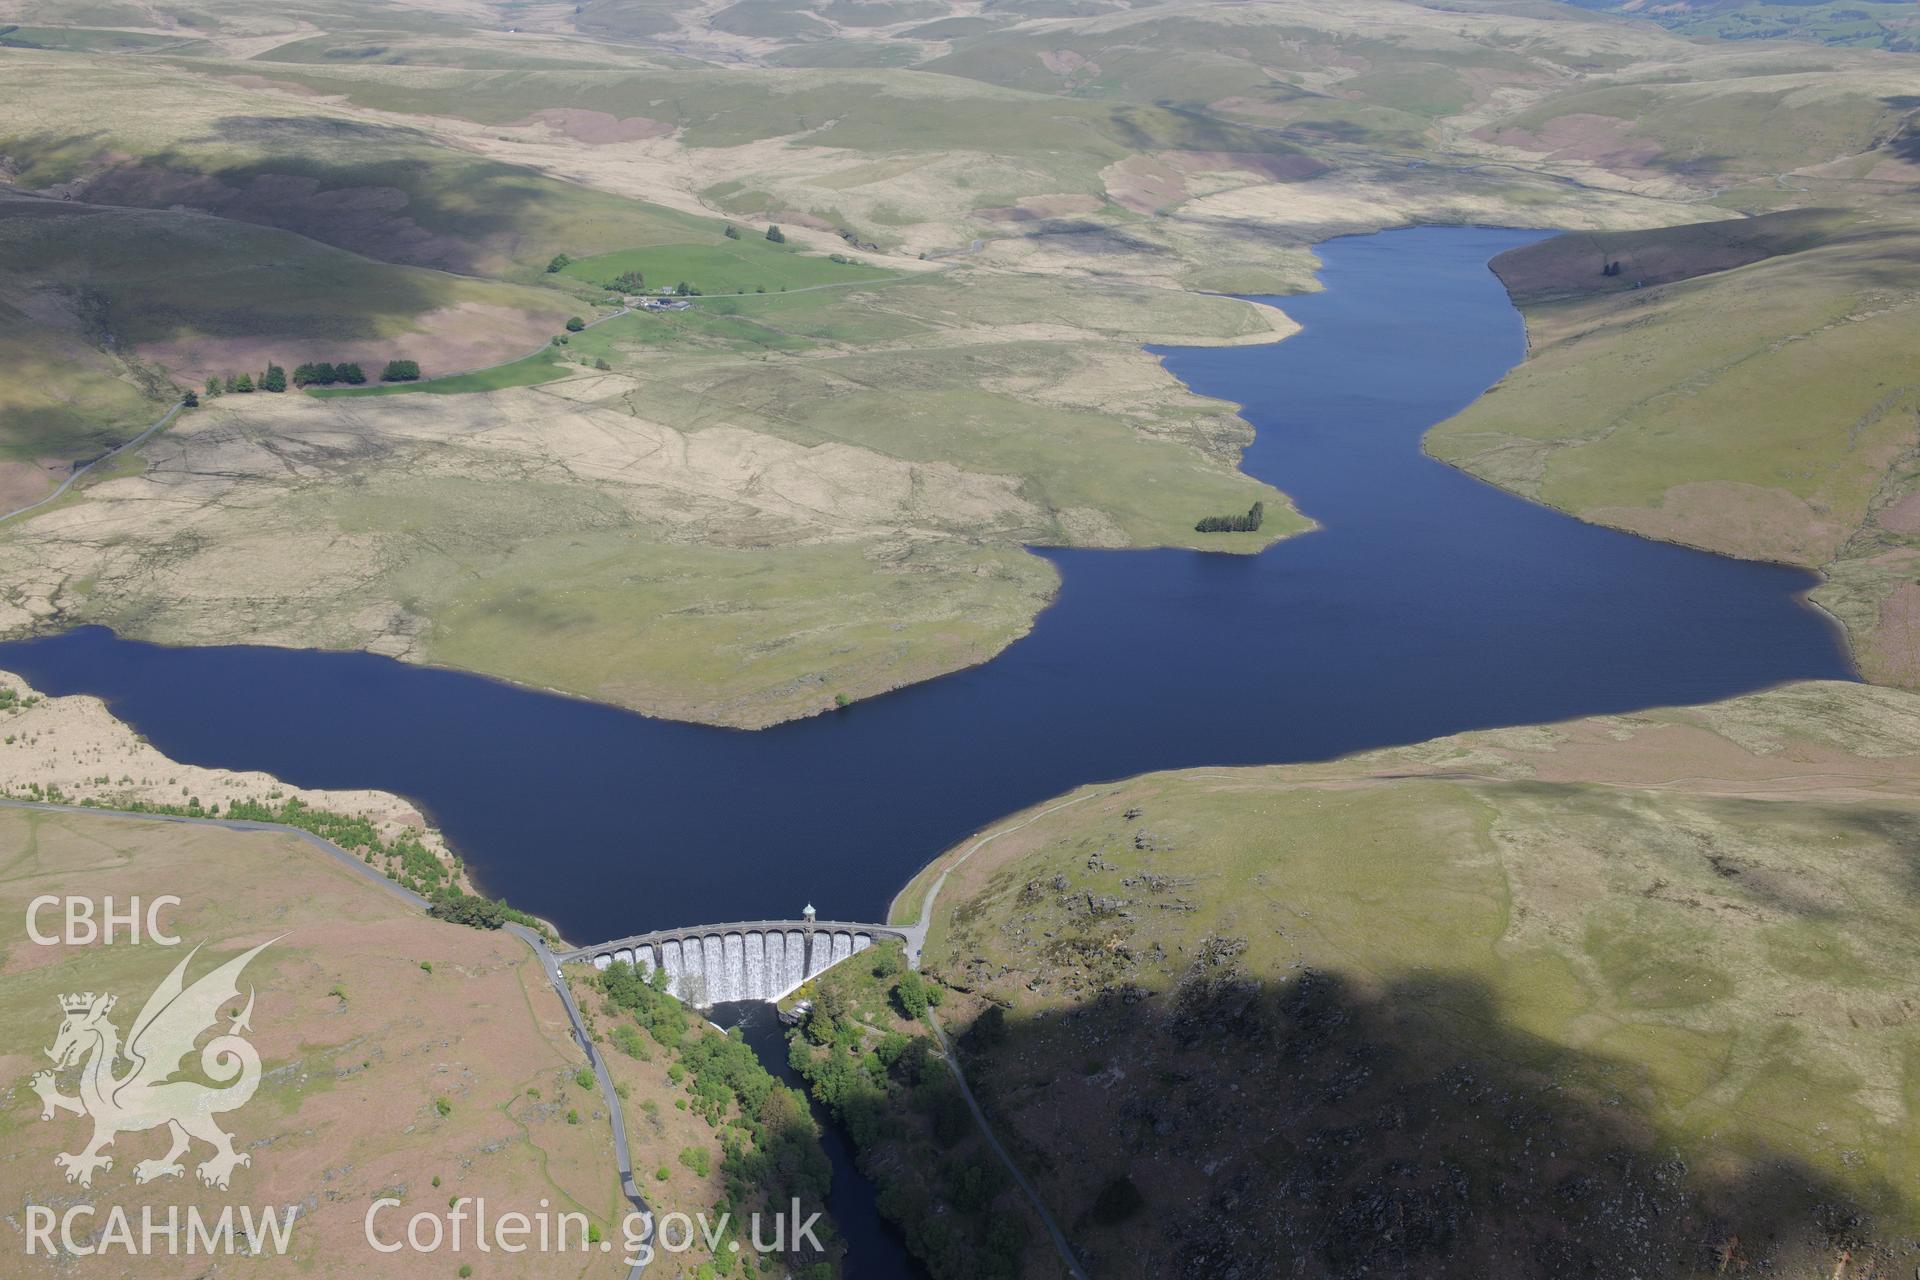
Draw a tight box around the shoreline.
[0,224,1856,958]
[1411,243,1866,684]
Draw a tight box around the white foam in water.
[595,924,896,1004]
[785,930,806,990]
[763,932,784,996]
[721,933,745,1003]
[744,933,767,1000]
[702,935,726,1003]
[680,937,705,1004]
[660,939,685,998]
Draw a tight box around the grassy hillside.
[1427,205,1920,687]
[0,50,714,276]
[0,283,159,475]
[891,680,1920,1277]
[0,194,573,482]
[559,236,894,294]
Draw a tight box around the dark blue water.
[0,227,1853,944]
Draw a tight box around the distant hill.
[1559,0,1920,50]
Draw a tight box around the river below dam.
[0,223,1857,1278]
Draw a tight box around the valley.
[0,0,1916,1276]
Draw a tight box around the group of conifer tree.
[196,359,421,400]
[1194,501,1265,534]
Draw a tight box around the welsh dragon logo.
[31,939,274,1191]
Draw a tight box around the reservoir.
[0,226,1854,946]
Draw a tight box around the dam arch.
[563,919,903,1005]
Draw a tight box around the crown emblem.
[36,939,274,1192]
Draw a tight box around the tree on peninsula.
[1194,501,1265,534]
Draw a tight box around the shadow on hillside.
[2,121,572,275]
[1108,102,1310,160]
[1879,97,1919,162]
[0,195,497,352]
[941,962,1900,1278]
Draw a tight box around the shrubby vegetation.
[787,945,1026,1279]
[381,360,423,382]
[291,361,368,387]
[43,788,548,937]
[425,888,547,934]
[596,961,837,1276]
[0,685,42,711]
[1194,500,1264,534]
[202,361,373,393]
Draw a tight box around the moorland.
[2,1,1919,1277]
[13,0,1915,722]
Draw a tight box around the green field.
[560,238,895,296]
[566,280,930,360]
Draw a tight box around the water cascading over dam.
[565,919,908,1005]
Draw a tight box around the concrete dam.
[560,917,912,1006]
